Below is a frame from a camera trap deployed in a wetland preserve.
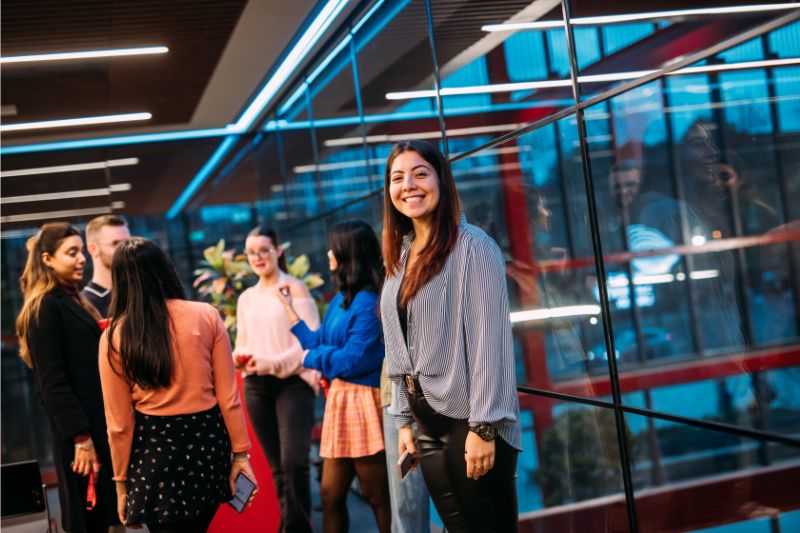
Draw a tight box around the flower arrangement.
[193,239,326,342]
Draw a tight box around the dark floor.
[45,475,381,532]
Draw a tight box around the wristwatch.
[469,423,497,442]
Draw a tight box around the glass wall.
[3,1,799,530]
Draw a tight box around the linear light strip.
[481,3,800,32]
[277,0,408,122]
[0,128,230,155]
[0,112,152,132]
[1,206,114,224]
[0,46,168,64]
[510,305,602,323]
[1,184,131,204]
[324,123,525,147]
[0,158,140,178]
[229,0,350,132]
[166,136,239,219]
[165,1,351,218]
[385,58,800,100]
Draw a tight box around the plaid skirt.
[125,405,231,526]
[320,379,384,458]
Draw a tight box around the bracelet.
[75,441,93,451]
[232,452,251,463]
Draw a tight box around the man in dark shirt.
[81,215,130,316]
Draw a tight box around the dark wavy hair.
[382,140,461,307]
[330,220,384,308]
[248,225,288,272]
[107,238,186,389]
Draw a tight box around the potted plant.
[193,239,326,343]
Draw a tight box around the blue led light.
[351,0,385,34]
[228,0,351,132]
[166,136,239,219]
[0,128,230,155]
[278,83,309,117]
[307,34,352,85]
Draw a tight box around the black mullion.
[559,2,639,531]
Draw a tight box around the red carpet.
[209,374,281,533]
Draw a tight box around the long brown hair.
[382,140,462,306]
[16,222,101,367]
[107,238,186,389]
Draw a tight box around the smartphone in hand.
[228,472,257,513]
[397,450,417,480]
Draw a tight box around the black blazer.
[27,285,117,531]
[28,286,106,441]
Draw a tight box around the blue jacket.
[292,290,384,387]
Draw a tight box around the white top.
[234,272,321,391]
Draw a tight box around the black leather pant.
[407,381,519,533]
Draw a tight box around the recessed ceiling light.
[0,46,168,64]
[1,206,118,224]
[1,183,131,204]
[0,158,140,178]
[384,58,800,100]
[0,112,152,132]
[481,3,800,31]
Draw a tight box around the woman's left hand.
[275,285,293,307]
[116,482,142,528]
[465,431,495,480]
[275,286,300,324]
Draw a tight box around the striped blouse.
[381,214,521,450]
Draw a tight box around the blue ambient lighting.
[277,0,411,122]
[166,136,239,219]
[168,0,351,216]
[1,128,230,155]
[228,0,351,133]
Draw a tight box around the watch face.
[472,423,497,441]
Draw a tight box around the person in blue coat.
[277,219,390,533]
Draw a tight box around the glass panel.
[311,125,375,212]
[431,0,575,142]
[515,398,627,525]
[355,0,441,144]
[307,34,359,122]
[566,1,800,101]
[274,128,322,220]
[624,411,800,532]
[468,115,613,394]
[581,23,800,426]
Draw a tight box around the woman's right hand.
[72,438,100,477]
[398,425,417,463]
[229,457,258,509]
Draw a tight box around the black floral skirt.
[125,405,231,526]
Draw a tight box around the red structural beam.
[518,462,800,532]
[518,345,800,409]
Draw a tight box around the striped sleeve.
[389,379,413,424]
[463,233,517,426]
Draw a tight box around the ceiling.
[1,0,792,230]
[0,0,333,229]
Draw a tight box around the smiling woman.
[381,140,522,533]
[15,222,117,533]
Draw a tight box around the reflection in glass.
[625,411,800,532]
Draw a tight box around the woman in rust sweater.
[99,238,255,532]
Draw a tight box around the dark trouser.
[407,383,519,533]
[245,374,315,533]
